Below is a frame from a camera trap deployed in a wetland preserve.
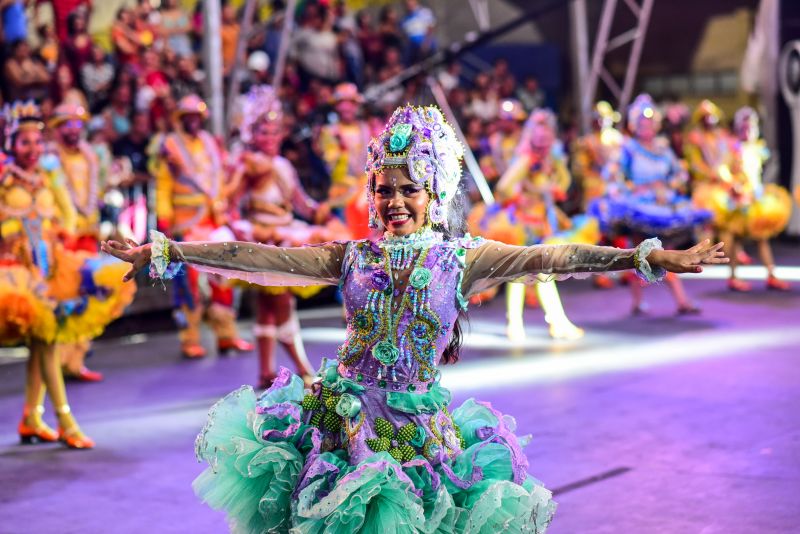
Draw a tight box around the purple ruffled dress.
[191,233,557,533]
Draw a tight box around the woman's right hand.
[101,239,152,282]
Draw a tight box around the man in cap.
[571,101,625,289]
[318,82,372,238]
[155,94,253,358]
[50,103,116,382]
[50,103,101,253]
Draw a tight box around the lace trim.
[149,229,182,280]
[634,237,666,283]
[379,227,443,252]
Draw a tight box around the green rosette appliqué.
[372,340,400,366]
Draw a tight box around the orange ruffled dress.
[0,158,135,346]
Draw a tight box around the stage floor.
[1,253,799,533]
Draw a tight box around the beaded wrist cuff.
[633,237,666,283]
[149,230,182,280]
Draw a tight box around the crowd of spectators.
[0,0,547,202]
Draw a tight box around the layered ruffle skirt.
[693,183,792,239]
[0,251,136,346]
[194,364,557,533]
[589,191,712,241]
[468,201,599,247]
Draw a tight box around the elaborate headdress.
[3,101,44,152]
[627,93,662,131]
[239,85,283,144]
[365,105,464,229]
[592,101,621,127]
[498,99,527,122]
[691,99,723,126]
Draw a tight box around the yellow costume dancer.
[480,99,527,183]
[571,101,624,289]
[720,107,792,291]
[232,85,342,387]
[49,103,130,382]
[685,100,737,245]
[155,94,253,358]
[319,83,373,240]
[488,109,597,341]
[1,102,134,449]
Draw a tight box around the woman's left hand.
[101,239,152,281]
[648,239,728,274]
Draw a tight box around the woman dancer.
[721,107,792,291]
[1,102,133,449]
[600,94,711,314]
[104,105,726,532]
[232,85,340,388]
[473,109,598,341]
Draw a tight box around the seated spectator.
[52,63,89,109]
[2,0,28,45]
[437,60,461,93]
[356,10,383,75]
[378,5,404,54]
[220,3,240,77]
[159,0,193,58]
[517,75,545,111]
[381,46,404,79]
[291,4,340,86]
[37,24,59,73]
[34,0,90,44]
[401,0,436,63]
[81,44,115,112]
[112,110,152,188]
[337,17,364,88]
[467,72,499,121]
[171,55,203,101]
[102,81,134,141]
[112,8,142,66]
[64,8,93,85]
[3,39,49,101]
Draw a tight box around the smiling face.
[252,120,283,156]
[373,166,431,236]
[13,127,45,170]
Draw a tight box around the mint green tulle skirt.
[193,367,556,533]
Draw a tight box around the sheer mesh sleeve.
[173,240,349,287]
[462,240,636,297]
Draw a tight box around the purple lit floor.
[1,257,799,533]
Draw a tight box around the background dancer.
[154,94,253,358]
[1,102,133,449]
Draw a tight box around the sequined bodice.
[337,233,478,392]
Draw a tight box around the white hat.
[247,51,270,73]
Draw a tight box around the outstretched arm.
[462,239,726,297]
[101,233,348,286]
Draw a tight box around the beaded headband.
[240,85,283,144]
[3,101,44,152]
[628,93,661,131]
[365,105,464,229]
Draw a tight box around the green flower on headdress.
[389,123,413,152]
